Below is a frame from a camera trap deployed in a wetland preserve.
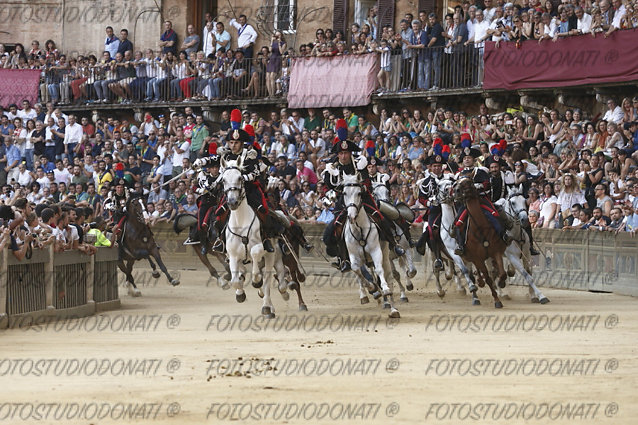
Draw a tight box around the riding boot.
[454,226,466,256]
[415,230,429,256]
[337,239,351,272]
[431,228,444,271]
[371,210,405,256]
[399,218,414,246]
[212,213,227,253]
[256,206,275,253]
[525,225,540,256]
[184,225,200,245]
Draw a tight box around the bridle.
[221,165,246,207]
[343,181,373,245]
[343,182,363,216]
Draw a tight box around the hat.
[330,139,361,154]
[426,155,446,165]
[484,154,506,167]
[368,157,384,166]
[207,154,220,167]
[459,147,481,160]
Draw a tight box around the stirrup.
[530,246,540,256]
[454,246,465,256]
[212,238,224,252]
[394,245,405,256]
[303,242,314,252]
[183,237,200,245]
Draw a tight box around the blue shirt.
[6,144,21,167]
[161,30,178,54]
[317,208,335,223]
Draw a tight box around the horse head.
[342,173,363,220]
[221,159,245,210]
[126,194,147,223]
[506,185,529,226]
[372,182,390,202]
[454,177,478,203]
[436,176,455,204]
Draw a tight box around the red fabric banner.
[288,54,379,108]
[483,29,638,91]
[0,69,41,108]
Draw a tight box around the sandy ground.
[1,254,637,425]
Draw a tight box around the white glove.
[474,183,484,190]
[246,149,257,160]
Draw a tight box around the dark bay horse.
[118,194,179,296]
[454,178,507,308]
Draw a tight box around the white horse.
[220,158,276,317]
[430,176,480,303]
[372,182,416,302]
[342,174,399,318]
[494,186,550,304]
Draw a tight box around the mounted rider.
[322,119,405,273]
[182,146,222,254]
[104,178,132,230]
[200,109,280,253]
[485,143,539,256]
[453,143,512,256]
[367,157,414,246]
[415,153,449,270]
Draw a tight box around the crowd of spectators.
[1,0,636,105]
[0,92,637,262]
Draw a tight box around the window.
[355,0,377,26]
[274,0,297,33]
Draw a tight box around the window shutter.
[377,0,395,37]
[333,0,349,35]
[418,0,436,16]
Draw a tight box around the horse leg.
[149,246,179,286]
[250,242,266,288]
[477,262,503,308]
[504,246,550,304]
[212,252,232,283]
[494,252,508,289]
[380,243,400,318]
[193,245,221,287]
[273,247,290,302]
[260,251,275,318]
[120,259,141,297]
[228,253,246,303]
[147,258,161,279]
[369,242,392,297]
[390,261,408,302]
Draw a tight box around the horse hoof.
[468,284,478,293]
[287,281,299,291]
[152,271,160,279]
[299,304,308,311]
[128,288,142,297]
[280,291,290,301]
[236,292,246,303]
[261,306,271,316]
[388,310,400,319]
[360,297,370,305]
[372,291,382,300]
[437,290,446,299]
[170,279,180,286]
[252,279,263,288]
[267,313,276,319]
[539,297,550,304]
[407,269,417,279]
[406,283,414,291]
[382,302,391,309]
[472,299,481,306]
[498,280,506,288]
[495,301,504,309]
[400,296,409,303]
[220,281,231,290]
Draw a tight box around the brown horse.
[278,217,309,311]
[454,178,507,308]
[118,194,179,296]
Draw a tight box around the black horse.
[118,194,179,296]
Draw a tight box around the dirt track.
[1,256,637,425]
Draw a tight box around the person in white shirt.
[53,159,71,185]
[603,99,625,124]
[607,0,627,36]
[573,6,592,34]
[63,114,83,160]
[228,14,258,59]
[16,163,34,187]
[17,100,37,126]
[483,0,496,22]
[202,20,215,57]
[171,133,190,177]
[104,26,120,59]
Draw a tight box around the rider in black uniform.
[415,155,447,270]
